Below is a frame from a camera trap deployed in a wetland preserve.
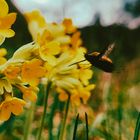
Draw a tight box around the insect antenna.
[69,59,86,66]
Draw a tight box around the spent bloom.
[0,0,16,45]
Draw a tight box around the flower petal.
[0,104,11,121]
[45,41,61,55]
[12,42,38,60]
[0,29,15,37]
[0,35,5,45]
[41,54,57,65]
[0,13,17,29]
[0,0,8,17]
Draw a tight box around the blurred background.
[0,0,140,140]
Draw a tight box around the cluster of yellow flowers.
[0,0,95,121]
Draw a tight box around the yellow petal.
[23,90,37,102]
[0,35,5,45]
[46,41,61,55]
[0,29,15,37]
[0,13,17,29]
[0,104,11,121]
[0,79,12,95]
[54,36,71,44]
[41,54,57,65]
[21,59,45,86]
[19,86,38,102]
[24,10,46,28]
[63,18,77,34]
[0,0,8,17]
[0,57,7,65]
[0,48,7,56]
[46,23,65,37]
[3,79,12,93]
[80,69,93,85]
[59,92,68,101]
[12,42,38,60]
[11,104,24,115]
[0,86,4,95]
[80,91,90,104]
[86,84,96,91]
[57,88,68,101]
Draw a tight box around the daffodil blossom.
[0,94,26,121]
[0,0,16,45]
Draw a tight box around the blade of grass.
[72,113,79,140]
[134,112,140,140]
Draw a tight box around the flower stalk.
[23,102,35,140]
[59,94,70,140]
[37,81,52,140]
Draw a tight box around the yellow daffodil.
[0,78,12,95]
[37,30,61,63]
[0,0,16,45]
[56,87,69,101]
[71,84,95,106]
[18,85,39,102]
[21,59,45,86]
[0,48,7,65]
[62,18,77,34]
[71,31,82,49]
[4,65,20,79]
[77,64,93,86]
[42,50,94,106]
[25,11,71,45]
[24,10,95,106]
[24,10,46,40]
[0,94,26,121]
[11,42,38,61]
[43,52,80,89]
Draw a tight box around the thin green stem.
[72,114,79,140]
[59,94,70,140]
[23,102,35,140]
[134,112,140,140]
[85,112,89,140]
[37,81,52,140]
[48,94,58,140]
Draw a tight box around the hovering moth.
[84,43,115,73]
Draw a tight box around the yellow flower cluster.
[25,10,95,106]
[0,0,95,121]
[0,1,45,121]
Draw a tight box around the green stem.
[72,114,79,140]
[48,94,58,140]
[37,81,52,140]
[23,102,35,140]
[134,112,140,140]
[85,113,89,140]
[59,94,70,140]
